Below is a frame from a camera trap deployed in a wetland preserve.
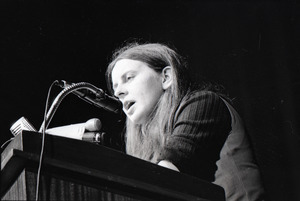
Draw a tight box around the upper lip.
[123,100,135,111]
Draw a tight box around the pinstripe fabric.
[157,90,264,201]
[158,90,231,181]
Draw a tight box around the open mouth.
[124,101,135,111]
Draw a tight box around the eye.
[126,74,134,81]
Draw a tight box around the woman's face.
[111,59,164,124]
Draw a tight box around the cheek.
[142,78,163,99]
[144,87,163,108]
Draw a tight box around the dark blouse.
[158,90,231,181]
[157,90,265,201]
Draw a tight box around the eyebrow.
[112,70,137,91]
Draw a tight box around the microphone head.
[85,118,102,131]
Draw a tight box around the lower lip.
[127,104,135,115]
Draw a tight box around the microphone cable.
[35,80,59,201]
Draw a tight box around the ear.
[161,66,173,90]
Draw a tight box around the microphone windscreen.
[85,118,102,131]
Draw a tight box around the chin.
[129,115,146,125]
[128,107,153,125]
[130,118,144,125]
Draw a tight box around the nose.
[114,84,127,100]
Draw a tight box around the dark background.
[1,0,300,200]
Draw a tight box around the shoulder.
[173,89,230,122]
[178,90,224,112]
[183,90,221,103]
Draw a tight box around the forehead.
[111,59,146,82]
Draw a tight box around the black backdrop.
[1,1,300,200]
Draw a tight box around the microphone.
[46,118,103,142]
[56,80,122,114]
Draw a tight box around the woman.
[106,42,265,201]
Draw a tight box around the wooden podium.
[1,131,225,201]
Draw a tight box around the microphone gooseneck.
[39,81,121,132]
[57,80,121,114]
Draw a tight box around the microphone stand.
[39,82,120,132]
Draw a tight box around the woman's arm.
[157,91,231,180]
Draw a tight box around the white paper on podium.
[46,123,86,140]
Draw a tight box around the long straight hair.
[106,42,191,162]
